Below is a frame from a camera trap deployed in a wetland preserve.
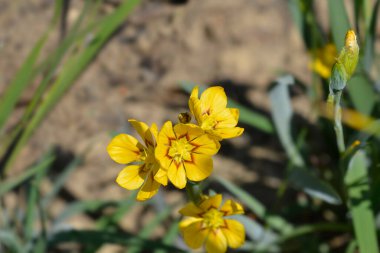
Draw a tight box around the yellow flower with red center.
[107,119,162,201]
[154,121,220,189]
[189,86,244,141]
[179,194,245,253]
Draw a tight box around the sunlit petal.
[179,202,204,217]
[221,219,245,248]
[200,86,227,115]
[205,228,227,253]
[154,167,168,186]
[220,200,244,216]
[182,220,209,249]
[214,127,244,139]
[168,162,187,189]
[107,134,141,164]
[184,154,213,182]
[116,165,145,190]
[136,171,161,201]
[200,194,222,210]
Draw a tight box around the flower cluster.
[107,86,245,253]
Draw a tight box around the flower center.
[203,208,224,228]
[168,137,192,163]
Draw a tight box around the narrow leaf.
[328,0,351,50]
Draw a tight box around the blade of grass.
[180,81,274,134]
[214,176,293,235]
[0,230,23,253]
[363,0,380,72]
[345,150,379,253]
[2,0,141,173]
[328,0,351,50]
[269,75,304,167]
[24,153,53,242]
[0,154,55,197]
[347,74,376,115]
[0,0,63,133]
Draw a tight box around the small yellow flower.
[179,194,245,253]
[310,43,337,78]
[154,121,220,189]
[107,119,162,201]
[189,86,244,141]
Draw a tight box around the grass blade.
[269,75,304,167]
[0,1,63,132]
[347,74,376,115]
[345,150,379,253]
[0,230,23,253]
[328,0,351,50]
[0,154,55,197]
[2,0,141,173]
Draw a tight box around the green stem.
[185,183,202,205]
[333,91,346,154]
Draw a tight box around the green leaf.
[47,230,186,252]
[345,150,379,253]
[0,154,55,197]
[180,82,274,134]
[0,1,63,132]
[328,0,351,50]
[347,74,376,115]
[269,75,304,167]
[214,176,293,235]
[288,168,342,205]
[363,0,380,72]
[2,0,141,173]
[0,230,23,253]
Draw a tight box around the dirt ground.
[1,0,317,247]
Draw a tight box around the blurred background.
[1,0,380,252]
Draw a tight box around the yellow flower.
[310,43,337,78]
[107,119,162,201]
[189,86,244,141]
[179,194,245,253]
[154,121,220,189]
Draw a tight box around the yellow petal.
[136,171,160,201]
[220,200,244,216]
[179,202,204,217]
[116,165,145,190]
[214,127,244,139]
[150,123,159,141]
[107,134,141,164]
[200,194,222,210]
[168,162,187,189]
[200,86,227,115]
[190,86,199,100]
[184,154,213,182]
[155,146,171,169]
[229,108,240,122]
[191,134,220,155]
[221,219,245,248]
[154,167,168,186]
[158,121,176,145]
[179,217,202,231]
[205,228,227,253]
[129,119,155,148]
[214,109,238,128]
[182,220,208,249]
[189,97,203,124]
